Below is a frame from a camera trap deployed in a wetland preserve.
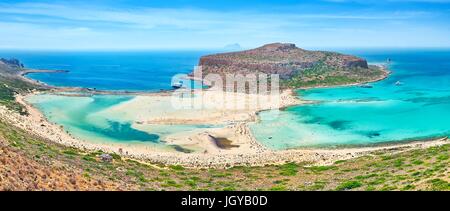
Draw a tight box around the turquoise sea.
[2,49,449,149]
[26,94,218,148]
[250,49,450,149]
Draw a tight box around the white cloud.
[0,2,431,28]
[0,2,447,49]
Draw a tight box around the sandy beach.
[0,63,445,168]
[15,88,300,156]
[0,81,447,168]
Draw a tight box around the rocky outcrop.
[0,58,24,69]
[196,43,369,80]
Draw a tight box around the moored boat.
[172,81,184,89]
[359,84,373,88]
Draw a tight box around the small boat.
[172,81,184,89]
[359,84,373,88]
[395,81,403,86]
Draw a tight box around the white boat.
[359,84,373,88]
[172,81,184,89]
[395,81,403,86]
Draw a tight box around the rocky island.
[197,43,388,88]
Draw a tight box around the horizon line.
[2,46,450,52]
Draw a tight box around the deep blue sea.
[0,50,212,91]
[2,49,449,149]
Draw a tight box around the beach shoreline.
[1,97,448,168]
[3,63,448,168]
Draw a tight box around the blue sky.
[0,0,449,50]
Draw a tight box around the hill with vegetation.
[196,43,386,88]
[0,58,48,114]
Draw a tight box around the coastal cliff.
[0,58,49,114]
[196,43,386,88]
[0,58,24,75]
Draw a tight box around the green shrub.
[336,181,362,191]
[63,149,79,156]
[308,165,336,172]
[279,163,298,176]
[169,165,185,171]
[270,185,287,191]
[428,179,450,191]
[82,155,96,162]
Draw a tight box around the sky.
[0,0,450,50]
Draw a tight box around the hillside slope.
[0,119,448,191]
[0,58,48,114]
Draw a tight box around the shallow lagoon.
[19,49,450,150]
[27,94,217,148]
[250,49,450,149]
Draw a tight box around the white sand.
[0,89,447,168]
[98,89,300,125]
